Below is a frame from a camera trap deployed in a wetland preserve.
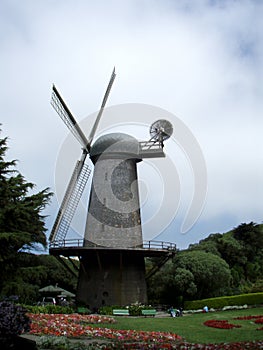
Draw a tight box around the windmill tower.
[49,69,176,310]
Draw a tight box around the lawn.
[96,307,263,344]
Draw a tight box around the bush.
[0,301,31,337]
[25,304,74,314]
[37,335,81,349]
[184,292,263,310]
[128,303,154,316]
[76,306,91,314]
[99,305,122,315]
[99,303,155,316]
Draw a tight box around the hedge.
[184,292,263,310]
[24,304,75,314]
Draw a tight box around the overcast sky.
[1,0,262,250]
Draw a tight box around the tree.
[232,222,263,282]
[217,233,247,268]
[147,250,232,304]
[233,222,263,258]
[172,268,197,298]
[0,129,53,299]
[173,250,232,300]
[189,235,221,257]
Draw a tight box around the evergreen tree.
[0,129,53,300]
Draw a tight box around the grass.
[96,307,263,344]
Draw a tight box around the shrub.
[128,303,154,316]
[99,303,155,316]
[36,335,88,349]
[184,292,263,310]
[128,303,143,316]
[0,301,31,337]
[99,305,121,315]
[25,304,74,314]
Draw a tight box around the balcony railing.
[49,238,176,251]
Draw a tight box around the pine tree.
[0,128,53,299]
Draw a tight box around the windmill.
[49,69,176,310]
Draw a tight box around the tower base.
[76,250,147,311]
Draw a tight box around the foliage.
[34,254,78,296]
[35,337,263,350]
[249,280,263,293]
[128,302,154,316]
[0,130,77,303]
[0,278,40,305]
[36,336,90,350]
[147,250,232,304]
[0,301,31,337]
[26,304,75,314]
[98,305,122,315]
[183,222,263,300]
[0,254,77,304]
[76,306,91,315]
[217,233,247,268]
[99,303,154,316]
[184,292,263,310]
[0,139,52,250]
[0,129,53,302]
[188,233,222,256]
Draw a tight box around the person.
[176,307,183,317]
[168,306,176,317]
[203,305,209,313]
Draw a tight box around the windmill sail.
[88,67,116,145]
[49,157,91,243]
[51,85,89,150]
[50,68,116,244]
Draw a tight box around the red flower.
[234,315,263,320]
[254,318,263,324]
[204,319,241,329]
[28,313,182,342]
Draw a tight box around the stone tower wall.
[84,157,143,248]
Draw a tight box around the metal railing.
[139,141,163,152]
[142,240,176,250]
[49,239,83,248]
[49,238,176,251]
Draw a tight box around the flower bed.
[103,340,263,349]
[234,314,263,330]
[204,320,241,329]
[234,315,263,321]
[29,313,182,344]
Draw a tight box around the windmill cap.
[90,132,140,160]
